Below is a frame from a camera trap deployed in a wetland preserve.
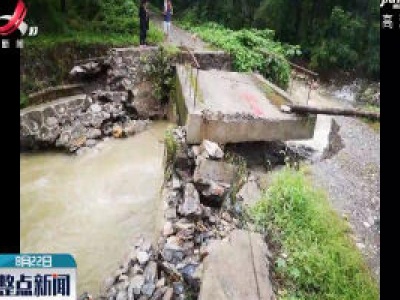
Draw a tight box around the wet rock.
[85,139,97,148]
[96,91,129,103]
[150,287,167,300]
[178,263,201,290]
[172,176,182,190]
[165,207,177,221]
[137,251,150,265]
[116,290,128,300]
[86,128,102,139]
[175,220,195,231]
[173,282,185,295]
[162,237,185,264]
[144,261,157,284]
[88,103,102,114]
[178,183,202,217]
[124,120,150,136]
[70,66,85,77]
[156,278,165,288]
[142,283,156,297]
[163,222,175,237]
[131,264,144,275]
[200,140,224,160]
[221,211,232,223]
[162,288,174,300]
[129,275,145,295]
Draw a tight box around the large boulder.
[199,230,275,300]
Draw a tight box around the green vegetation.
[145,46,176,103]
[181,22,301,89]
[26,0,163,44]
[166,0,379,79]
[249,167,379,300]
[179,22,299,89]
[164,128,179,168]
[360,105,380,132]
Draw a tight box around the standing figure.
[139,0,149,47]
[163,0,173,41]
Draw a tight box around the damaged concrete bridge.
[175,64,317,144]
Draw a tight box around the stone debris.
[69,60,108,80]
[96,127,276,300]
[21,49,167,154]
[199,140,224,160]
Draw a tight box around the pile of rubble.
[21,52,166,154]
[99,129,265,300]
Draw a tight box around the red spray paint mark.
[240,91,264,117]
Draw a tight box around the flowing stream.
[20,122,170,296]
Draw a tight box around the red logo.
[0,0,27,36]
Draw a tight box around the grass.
[25,23,164,48]
[249,167,379,300]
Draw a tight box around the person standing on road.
[139,0,149,47]
[163,0,173,41]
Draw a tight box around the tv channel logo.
[0,254,76,299]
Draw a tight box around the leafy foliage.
[172,0,379,79]
[249,167,379,299]
[180,22,300,89]
[145,47,177,103]
[310,7,365,72]
[26,0,163,45]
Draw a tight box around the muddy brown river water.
[20,122,169,296]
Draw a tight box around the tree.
[60,0,66,12]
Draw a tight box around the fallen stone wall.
[20,48,163,153]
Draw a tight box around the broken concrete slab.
[198,230,275,300]
[175,65,316,144]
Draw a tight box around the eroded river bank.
[21,122,169,296]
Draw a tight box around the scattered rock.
[130,275,145,295]
[162,288,174,300]
[142,283,156,297]
[163,222,175,237]
[144,261,157,284]
[162,237,185,264]
[113,125,123,138]
[200,140,224,159]
[179,183,203,217]
[137,251,150,265]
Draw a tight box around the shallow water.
[20,122,170,296]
